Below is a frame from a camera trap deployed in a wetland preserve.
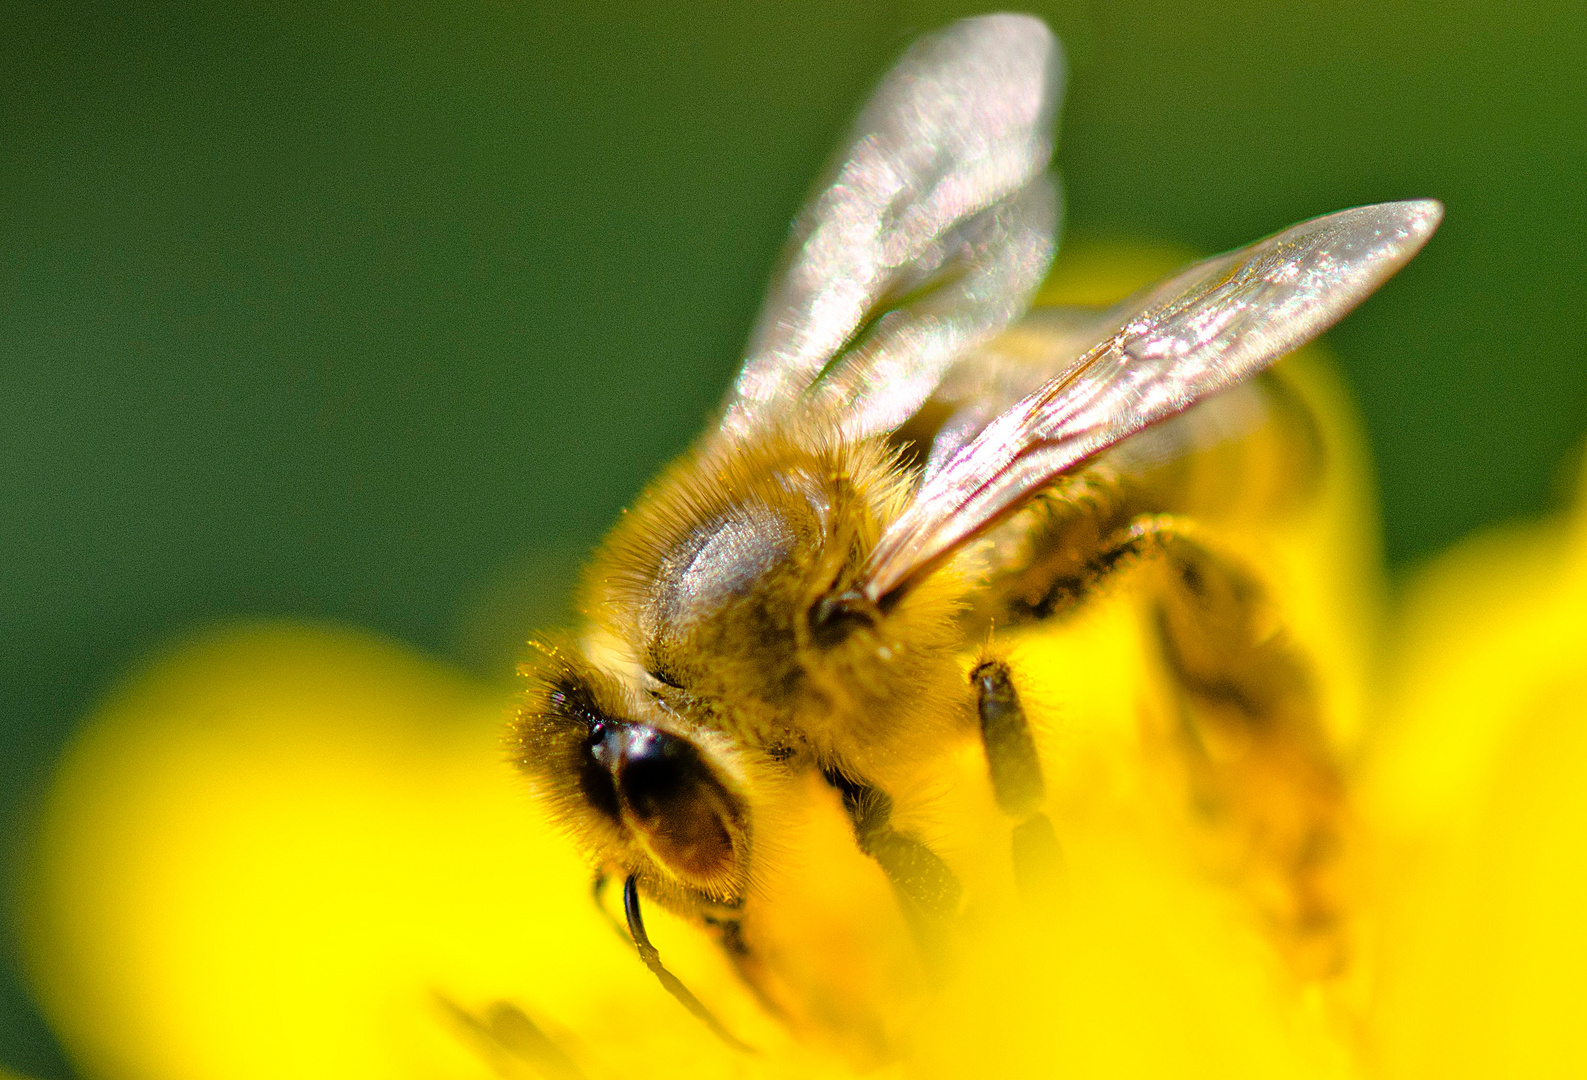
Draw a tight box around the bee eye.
[578,723,622,823]
[594,723,740,887]
[619,729,708,821]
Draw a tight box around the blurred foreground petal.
[1367,459,1587,1077]
[19,624,797,1080]
[21,615,1363,1079]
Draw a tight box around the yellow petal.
[908,595,1358,1079]
[22,614,1360,1080]
[18,624,803,1080]
[1365,454,1587,1077]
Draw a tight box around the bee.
[510,11,1438,1057]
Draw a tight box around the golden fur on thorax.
[586,426,972,769]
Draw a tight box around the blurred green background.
[2,0,1583,1075]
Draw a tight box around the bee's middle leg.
[1094,515,1349,974]
[971,660,1062,898]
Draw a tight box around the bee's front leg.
[971,660,1062,899]
[822,768,960,959]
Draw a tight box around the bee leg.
[971,660,1062,899]
[589,870,632,943]
[435,993,588,1080]
[621,875,756,1053]
[822,768,961,959]
[1112,517,1349,976]
[704,915,793,1024]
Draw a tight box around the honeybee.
[510,11,1438,1057]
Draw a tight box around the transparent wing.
[912,305,1116,481]
[716,13,1064,443]
[861,199,1444,601]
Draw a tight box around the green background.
[2,1,1583,1074]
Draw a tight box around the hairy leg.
[971,659,1062,898]
[822,768,961,963]
[1063,515,1350,976]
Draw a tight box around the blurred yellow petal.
[19,614,1359,1080]
[19,624,805,1080]
[905,594,1358,1080]
[1365,457,1587,1077]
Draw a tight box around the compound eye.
[613,726,739,887]
[578,722,622,823]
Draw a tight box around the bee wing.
[862,199,1444,601]
[912,305,1118,482]
[715,13,1064,444]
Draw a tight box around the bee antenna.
[621,875,757,1054]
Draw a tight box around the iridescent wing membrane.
[716,13,1064,443]
[861,200,1443,599]
[714,13,1441,603]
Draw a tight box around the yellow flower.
[1364,455,1587,1076]
[15,248,1587,1079]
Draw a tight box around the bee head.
[511,647,754,904]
